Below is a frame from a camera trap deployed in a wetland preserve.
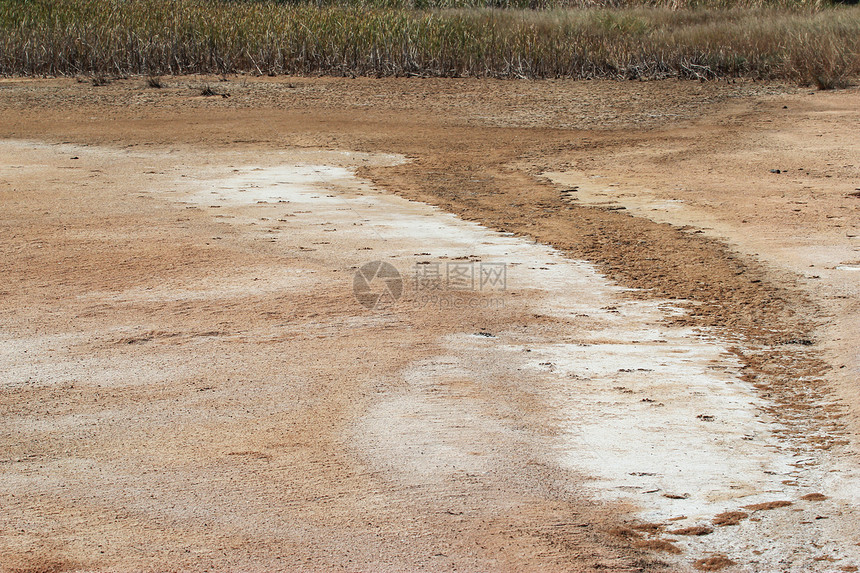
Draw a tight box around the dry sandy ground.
[0,77,858,572]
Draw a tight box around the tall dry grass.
[0,0,857,85]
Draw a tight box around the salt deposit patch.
[188,165,357,206]
[188,161,860,571]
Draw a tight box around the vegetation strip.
[1,0,858,86]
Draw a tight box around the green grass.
[0,0,858,86]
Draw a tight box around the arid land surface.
[0,77,858,572]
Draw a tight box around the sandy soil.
[0,76,857,572]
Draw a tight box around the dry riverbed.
[0,77,858,572]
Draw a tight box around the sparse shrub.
[200,84,230,98]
